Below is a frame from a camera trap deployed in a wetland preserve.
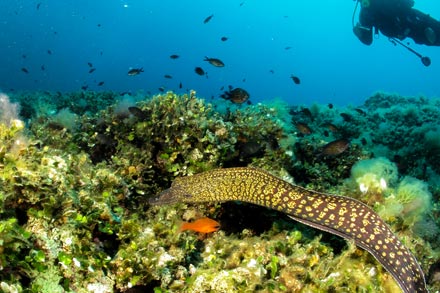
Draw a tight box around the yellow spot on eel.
[149,167,428,293]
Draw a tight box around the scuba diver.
[353,0,440,46]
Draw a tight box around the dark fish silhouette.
[290,75,300,84]
[340,113,352,122]
[47,50,52,55]
[89,68,96,73]
[322,123,339,133]
[127,68,144,76]
[355,108,367,116]
[36,2,41,10]
[238,141,264,160]
[128,107,148,120]
[221,36,228,41]
[204,56,225,67]
[170,54,179,59]
[301,108,312,118]
[97,81,104,86]
[221,87,250,104]
[87,62,93,67]
[21,67,29,73]
[194,67,205,76]
[164,74,172,79]
[203,14,214,24]
[179,82,183,89]
[81,85,88,90]
[41,65,45,71]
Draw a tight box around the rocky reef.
[0,90,439,292]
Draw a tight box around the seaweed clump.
[0,90,297,292]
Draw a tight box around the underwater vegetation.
[0,90,440,292]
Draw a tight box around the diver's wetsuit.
[354,0,440,46]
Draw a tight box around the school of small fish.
[15,2,304,101]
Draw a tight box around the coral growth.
[0,90,439,292]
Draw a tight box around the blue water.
[1,0,439,106]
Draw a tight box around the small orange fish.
[179,217,220,233]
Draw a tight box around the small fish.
[300,108,312,118]
[320,138,350,156]
[221,36,228,42]
[41,65,45,71]
[269,69,275,74]
[179,217,220,233]
[354,108,366,116]
[22,54,27,59]
[21,67,29,73]
[239,141,264,159]
[295,122,312,135]
[47,50,52,55]
[179,82,183,89]
[194,67,205,76]
[204,56,225,67]
[285,46,292,50]
[169,54,179,59]
[164,74,172,79]
[203,14,214,24]
[158,87,165,92]
[89,68,96,73]
[340,113,352,122]
[290,75,301,85]
[81,85,89,90]
[221,87,250,104]
[87,62,93,67]
[128,106,148,120]
[322,123,339,133]
[328,103,333,109]
[127,68,144,76]
[97,23,101,27]
[97,81,104,86]
[36,2,41,10]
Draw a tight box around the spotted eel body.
[149,167,428,293]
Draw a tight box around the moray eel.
[149,167,428,293]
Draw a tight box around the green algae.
[0,90,439,292]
